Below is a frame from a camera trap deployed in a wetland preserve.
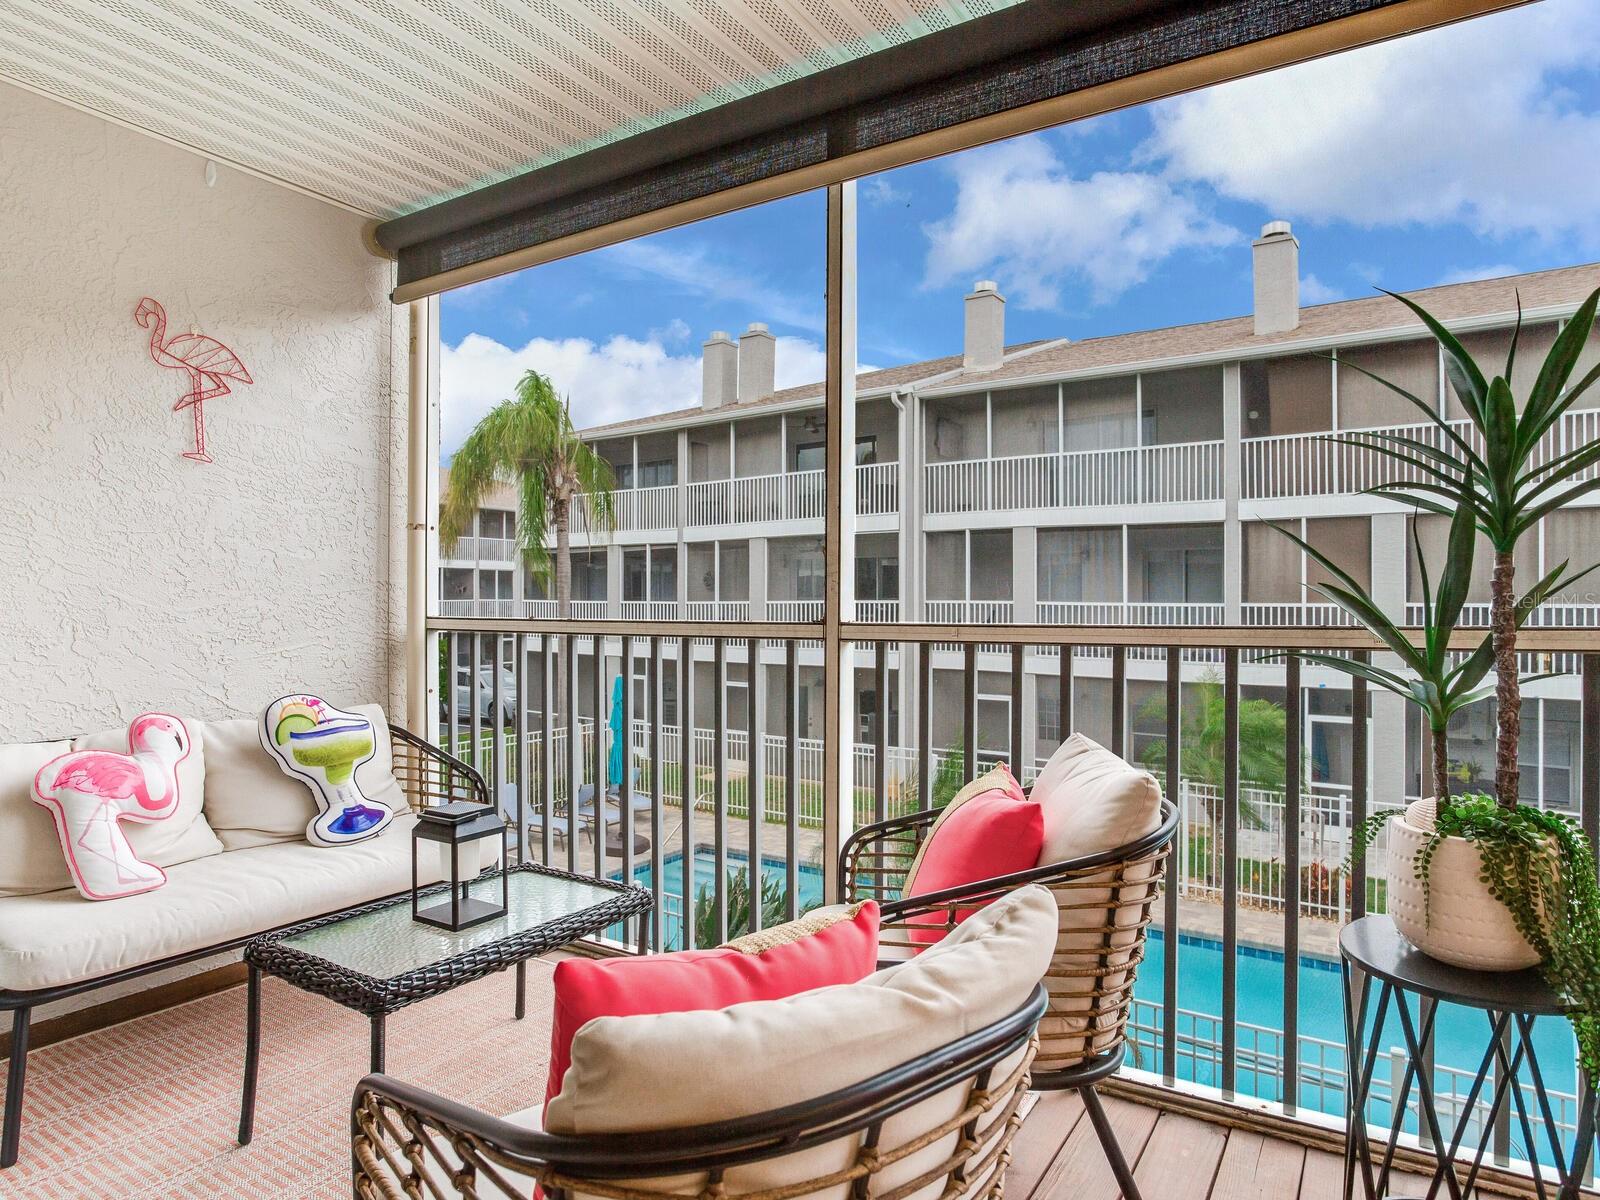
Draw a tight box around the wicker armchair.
[351,984,1047,1200]
[839,795,1179,1200]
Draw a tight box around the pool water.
[617,851,1581,1162]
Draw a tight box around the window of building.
[442,568,473,600]
[477,569,512,599]
[1038,528,1121,602]
[1242,354,1332,437]
[1062,377,1135,452]
[1139,366,1224,445]
[1127,525,1222,603]
[1336,339,1438,430]
[478,509,513,539]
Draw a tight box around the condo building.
[441,224,1600,820]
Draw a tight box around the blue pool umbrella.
[606,675,625,789]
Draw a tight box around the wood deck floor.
[1008,1091,1442,1200]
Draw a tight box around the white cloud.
[921,138,1237,308]
[863,177,909,206]
[440,331,859,455]
[1436,263,1523,287]
[1299,273,1343,305]
[598,239,823,334]
[1143,0,1600,245]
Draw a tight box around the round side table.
[1340,915,1596,1200]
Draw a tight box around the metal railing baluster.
[1283,655,1302,1113]
[621,635,635,942]
[1222,646,1240,1099]
[445,631,459,762]
[1162,646,1179,1085]
[749,638,765,934]
[593,636,606,883]
[713,637,728,943]
[650,637,664,952]
[565,633,579,876]
[1009,643,1023,778]
[680,635,697,951]
[514,634,527,866]
[540,636,553,867]
[470,632,482,774]
[1111,643,1126,758]
[1060,641,1074,743]
[874,640,889,824]
[490,633,502,816]
[786,638,800,921]
[1352,653,1369,920]
[963,641,977,784]
[917,643,932,809]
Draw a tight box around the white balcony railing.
[857,461,898,516]
[619,599,678,621]
[438,597,533,619]
[684,599,751,622]
[856,599,900,622]
[604,484,679,532]
[444,535,518,563]
[924,599,1015,623]
[767,599,824,622]
[1037,600,1225,626]
[1240,602,1358,627]
[924,440,1223,514]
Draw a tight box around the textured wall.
[0,83,405,741]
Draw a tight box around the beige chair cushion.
[0,813,443,992]
[543,886,1055,1200]
[1028,733,1163,1068]
[0,738,75,897]
[901,764,1022,894]
[202,703,409,850]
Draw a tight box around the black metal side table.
[1340,915,1596,1200]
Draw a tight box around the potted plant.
[1270,286,1600,1072]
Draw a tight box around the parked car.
[439,665,516,725]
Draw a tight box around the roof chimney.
[964,280,1005,369]
[702,330,737,409]
[1252,221,1299,335]
[738,322,776,403]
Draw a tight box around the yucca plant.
[1331,287,1600,808]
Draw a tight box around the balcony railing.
[438,597,532,619]
[767,599,823,622]
[604,483,679,532]
[856,599,900,622]
[923,599,1015,624]
[684,599,751,621]
[426,611,1600,1187]
[1241,410,1600,501]
[1240,601,1358,627]
[619,599,678,621]
[442,535,518,563]
[857,461,898,516]
[1037,600,1225,626]
[924,440,1224,515]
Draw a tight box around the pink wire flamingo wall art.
[134,297,252,463]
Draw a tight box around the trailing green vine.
[1352,797,1600,1074]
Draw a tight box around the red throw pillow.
[544,900,880,1112]
[905,788,1043,945]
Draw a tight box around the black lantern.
[412,801,508,931]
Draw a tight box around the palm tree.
[440,370,617,617]
[1137,674,1286,826]
[1333,287,1600,807]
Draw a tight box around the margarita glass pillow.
[260,695,397,846]
[31,712,192,900]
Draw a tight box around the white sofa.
[0,705,490,1168]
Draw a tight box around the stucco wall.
[0,83,405,742]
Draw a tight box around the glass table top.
[274,869,631,981]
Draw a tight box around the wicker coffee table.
[236,862,651,1145]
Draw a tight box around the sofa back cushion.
[1028,733,1163,1068]
[544,901,880,1112]
[544,885,1055,1200]
[203,703,408,850]
[902,779,1042,946]
[0,739,76,896]
[68,715,222,873]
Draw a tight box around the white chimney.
[702,331,737,409]
[1252,221,1300,336]
[963,280,1005,369]
[738,322,776,403]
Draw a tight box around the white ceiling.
[0,0,1020,217]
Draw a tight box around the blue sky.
[440,0,1600,452]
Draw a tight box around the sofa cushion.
[0,813,442,992]
[901,763,1023,894]
[72,715,222,871]
[1030,734,1161,867]
[0,739,76,897]
[546,884,1055,1135]
[544,902,880,1112]
[203,703,408,850]
[903,785,1042,946]
[1028,733,1163,1068]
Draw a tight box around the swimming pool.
[619,851,1582,1162]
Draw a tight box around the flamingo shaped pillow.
[259,695,397,847]
[32,713,192,900]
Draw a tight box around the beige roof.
[578,262,1600,437]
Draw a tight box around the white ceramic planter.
[1385,799,1541,972]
